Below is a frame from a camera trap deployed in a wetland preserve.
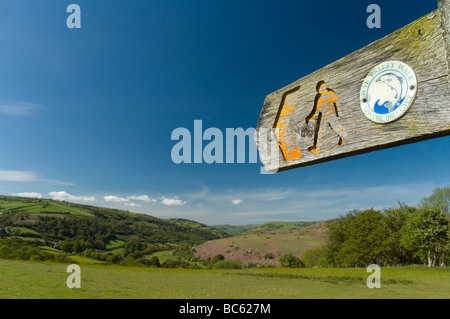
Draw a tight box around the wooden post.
[439,0,450,71]
[256,3,450,172]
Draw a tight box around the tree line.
[0,237,74,263]
[302,188,450,267]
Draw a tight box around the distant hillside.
[0,196,227,244]
[211,224,257,236]
[194,222,328,267]
[0,195,328,268]
[0,196,94,217]
[168,218,228,239]
[243,221,315,234]
[211,221,315,237]
[0,195,228,267]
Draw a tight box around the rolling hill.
[194,221,328,267]
[0,195,226,243]
[242,221,315,234]
[210,224,258,236]
[0,195,228,266]
[0,196,94,216]
[0,195,328,268]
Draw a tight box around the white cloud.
[0,102,39,117]
[231,199,242,205]
[125,202,141,208]
[100,194,187,207]
[41,179,75,186]
[103,195,129,203]
[12,192,42,198]
[0,170,72,185]
[0,170,38,182]
[161,197,186,206]
[48,191,96,202]
[127,195,157,203]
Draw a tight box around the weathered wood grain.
[439,0,450,71]
[256,6,450,172]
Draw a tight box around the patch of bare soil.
[194,222,328,267]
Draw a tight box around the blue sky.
[0,0,448,225]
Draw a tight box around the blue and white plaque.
[360,61,417,124]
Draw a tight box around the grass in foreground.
[0,259,449,299]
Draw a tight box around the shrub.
[149,256,160,267]
[264,252,275,260]
[211,254,225,263]
[302,246,328,267]
[279,252,305,268]
[212,259,242,269]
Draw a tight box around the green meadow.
[0,198,94,216]
[0,259,449,299]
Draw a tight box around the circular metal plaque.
[360,61,417,124]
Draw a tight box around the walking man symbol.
[304,81,346,155]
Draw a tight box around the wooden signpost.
[256,0,450,172]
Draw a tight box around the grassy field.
[148,250,179,263]
[0,259,449,299]
[0,198,93,216]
